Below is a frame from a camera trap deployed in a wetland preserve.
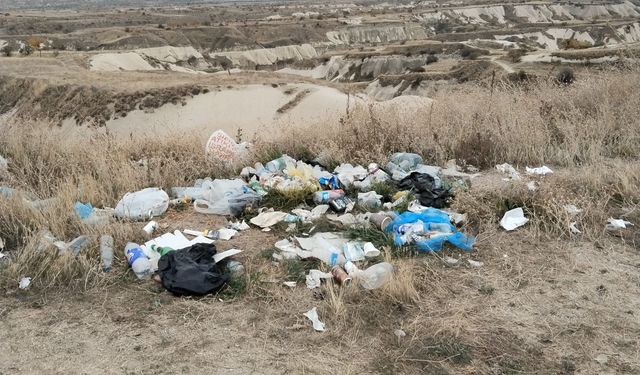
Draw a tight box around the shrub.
[1,44,13,57]
[507,49,525,63]
[426,54,438,64]
[556,67,575,85]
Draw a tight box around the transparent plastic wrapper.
[389,153,423,171]
[115,188,169,220]
[193,179,260,216]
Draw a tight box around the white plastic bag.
[205,130,249,165]
[115,188,169,220]
[500,207,529,231]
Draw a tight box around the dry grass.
[257,68,640,169]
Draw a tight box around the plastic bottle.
[124,242,152,280]
[344,261,393,290]
[100,235,114,272]
[313,189,345,204]
[68,235,92,255]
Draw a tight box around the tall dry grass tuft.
[257,69,640,168]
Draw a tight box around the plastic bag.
[115,188,169,220]
[386,208,475,252]
[194,179,259,216]
[205,130,249,165]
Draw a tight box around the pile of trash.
[1,151,482,302]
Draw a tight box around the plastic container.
[124,242,152,280]
[100,235,114,272]
[313,189,345,204]
[312,237,346,266]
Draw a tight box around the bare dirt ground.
[1,179,639,374]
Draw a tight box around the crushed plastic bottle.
[100,235,114,272]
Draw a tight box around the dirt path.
[1,224,638,374]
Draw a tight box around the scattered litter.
[444,256,459,265]
[394,329,406,338]
[0,252,5,260]
[594,354,608,365]
[310,204,329,218]
[387,208,475,252]
[250,211,288,228]
[184,229,219,239]
[305,269,332,289]
[274,239,311,259]
[226,260,244,276]
[526,181,538,191]
[213,248,243,263]
[115,188,169,220]
[363,242,381,257]
[100,235,114,272]
[327,213,358,226]
[468,259,484,268]
[283,281,297,288]
[564,205,583,215]
[205,130,250,165]
[569,221,581,234]
[217,228,238,241]
[344,261,393,290]
[526,166,553,175]
[262,228,271,232]
[143,220,158,235]
[303,307,325,332]
[357,191,382,209]
[67,235,93,256]
[496,163,521,180]
[606,218,633,231]
[0,154,8,178]
[500,208,529,231]
[157,243,229,296]
[228,220,250,231]
[397,172,450,209]
[193,179,259,216]
[343,241,365,262]
[19,277,31,289]
[297,233,348,266]
[0,236,4,250]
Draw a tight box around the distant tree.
[26,36,45,56]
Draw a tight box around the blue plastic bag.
[387,208,475,252]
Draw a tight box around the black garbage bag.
[397,172,451,209]
[157,243,229,296]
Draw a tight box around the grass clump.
[260,187,316,211]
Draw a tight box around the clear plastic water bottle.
[68,235,92,255]
[124,242,152,280]
[100,235,114,272]
[344,261,393,290]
